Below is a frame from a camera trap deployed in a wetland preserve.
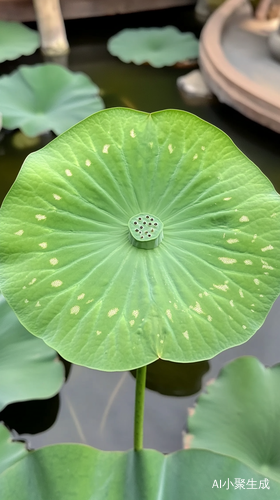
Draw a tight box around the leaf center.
[128,213,163,250]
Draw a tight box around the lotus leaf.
[131,359,209,396]
[0,21,40,63]
[0,424,28,475]
[0,64,104,137]
[0,293,64,411]
[0,435,278,498]
[187,356,280,481]
[107,26,199,67]
[0,108,280,371]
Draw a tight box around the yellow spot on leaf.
[15,230,24,236]
[183,331,189,340]
[85,159,91,166]
[242,325,247,329]
[102,144,110,154]
[35,214,46,221]
[96,330,102,335]
[227,238,239,244]
[108,308,119,318]
[29,278,36,285]
[166,309,173,321]
[86,299,94,304]
[261,245,274,252]
[132,310,139,318]
[190,302,203,314]
[65,169,72,177]
[71,305,80,315]
[77,293,85,300]
[129,320,135,326]
[244,260,253,265]
[207,315,212,322]
[219,257,237,264]
[53,194,61,200]
[51,280,63,287]
[261,259,273,270]
[239,215,249,222]
[50,258,58,266]
[213,284,229,292]
[24,299,29,303]
[193,153,198,160]
[39,242,47,249]
[168,144,174,154]
[130,129,136,138]
[254,278,260,285]
[35,301,41,307]
[239,289,244,298]
[223,197,232,201]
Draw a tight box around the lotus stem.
[134,365,147,451]
[33,0,69,56]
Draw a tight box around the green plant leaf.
[0,441,278,498]
[0,21,40,63]
[186,356,280,481]
[0,424,28,475]
[0,108,280,371]
[0,64,104,137]
[131,359,209,396]
[0,293,64,411]
[107,27,199,67]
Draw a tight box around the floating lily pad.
[0,64,104,137]
[0,108,280,371]
[131,359,209,396]
[0,424,28,476]
[0,433,278,499]
[186,356,280,481]
[0,293,64,411]
[107,27,199,67]
[0,21,40,63]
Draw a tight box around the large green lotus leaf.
[187,357,280,481]
[0,64,104,137]
[131,359,209,396]
[0,424,28,475]
[0,21,40,63]
[0,293,64,411]
[0,442,278,498]
[107,27,199,67]
[0,108,280,371]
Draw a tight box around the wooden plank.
[0,0,190,22]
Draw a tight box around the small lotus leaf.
[107,26,199,67]
[0,21,40,63]
[131,359,209,396]
[0,64,104,137]
[0,108,280,371]
[187,357,280,481]
[0,441,278,498]
[0,293,64,411]
[0,424,28,475]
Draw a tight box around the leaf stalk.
[134,365,147,451]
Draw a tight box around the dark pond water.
[1,5,280,453]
